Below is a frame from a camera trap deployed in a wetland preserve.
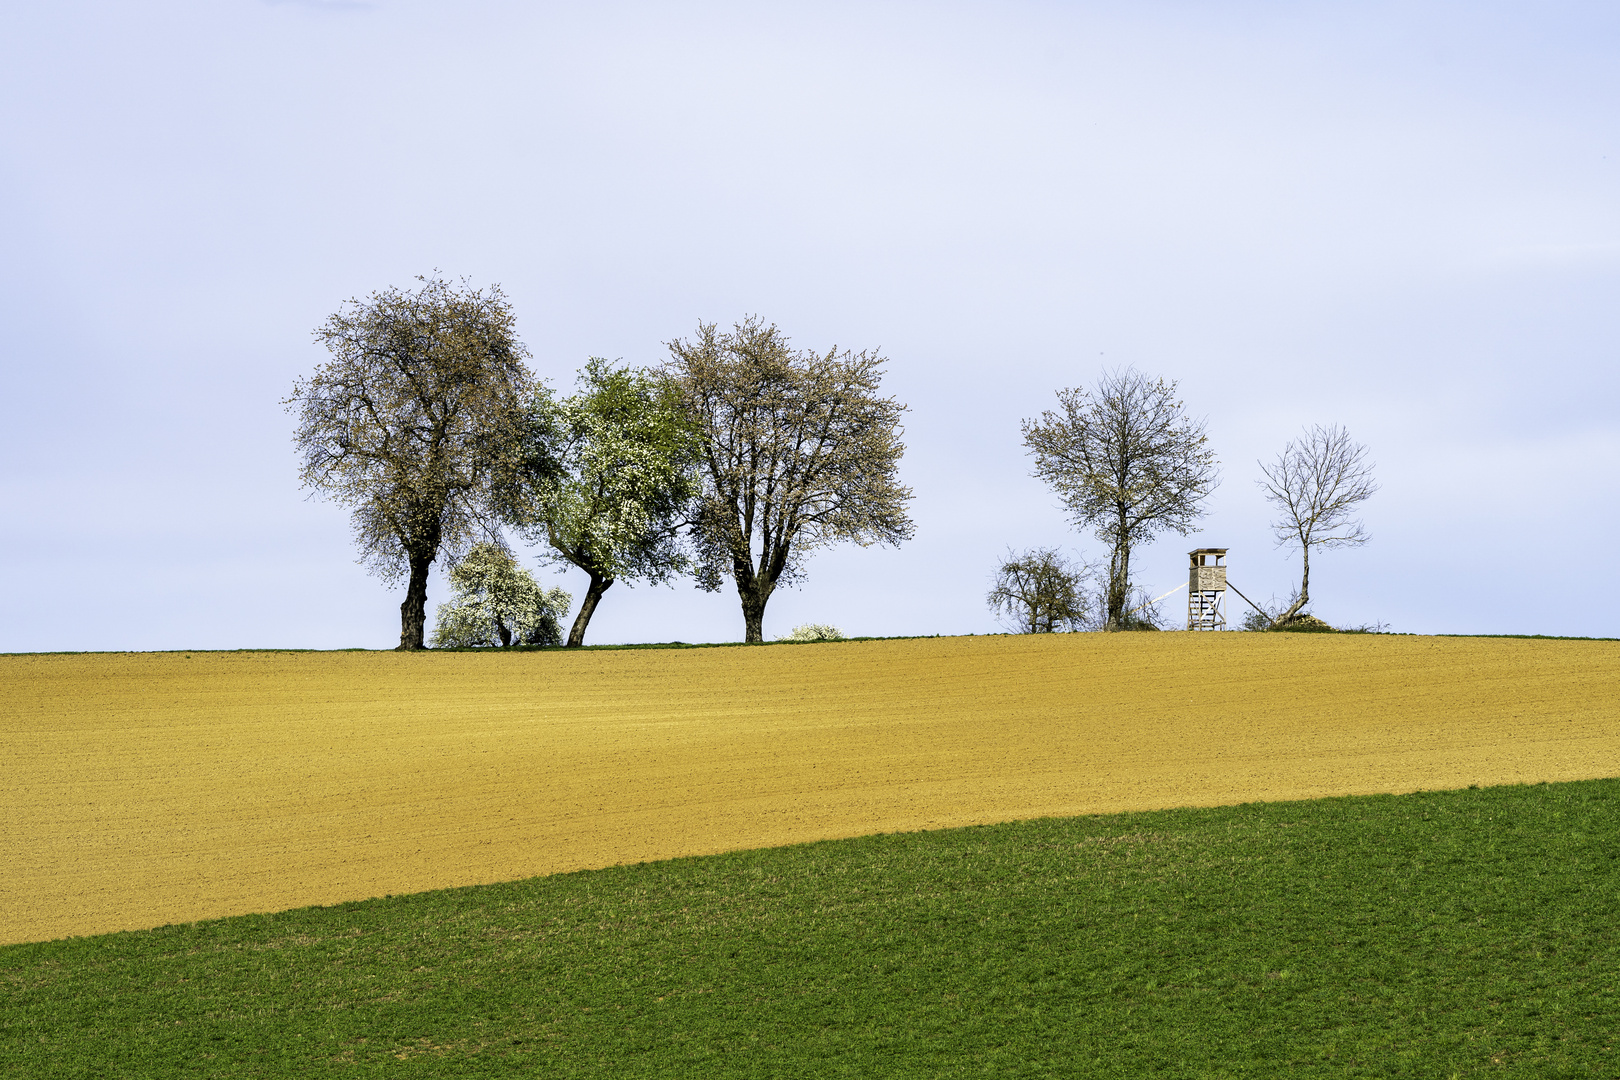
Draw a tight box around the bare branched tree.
[987,547,1095,633]
[1258,424,1377,624]
[665,317,914,643]
[287,275,533,650]
[1022,369,1219,630]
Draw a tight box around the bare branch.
[987,547,1097,633]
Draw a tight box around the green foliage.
[431,544,570,647]
[5,781,1617,1077]
[503,359,699,645]
[508,360,698,586]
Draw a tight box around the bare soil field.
[2,633,1617,945]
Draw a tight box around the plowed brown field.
[3,633,1617,945]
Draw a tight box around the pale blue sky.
[3,1,1616,650]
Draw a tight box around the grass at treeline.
[6,782,1618,1078]
[9,632,1620,657]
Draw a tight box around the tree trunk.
[566,573,614,648]
[1279,546,1312,624]
[496,616,512,648]
[398,552,433,650]
[1105,543,1131,630]
[741,590,767,643]
[735,571,773,643]
[730,550,776,644]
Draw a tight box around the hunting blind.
[1188,548,1227,631]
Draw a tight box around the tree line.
[996,368,1375,633]
[286,276,912,650]
[287,276,1374,649]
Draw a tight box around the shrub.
[781,624,846,643]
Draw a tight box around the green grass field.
[4,779,1616,1078]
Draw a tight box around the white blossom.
[431,544,571,647]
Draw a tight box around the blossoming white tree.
[431,543,571,648]
[780,624,846,642]
[501,359,700,647]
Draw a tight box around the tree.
[1258,424,1377,624]
[1022,369,1219,630]
[287,275,533,650]
[501,358,699,647]
[431,543,572,647]
[987,547,1095,633]
[665,317,914,643]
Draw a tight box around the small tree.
[1022,369,1219,630]
[1258,424,1377,624]
[987,547,1094,633]
[287,275,533,650]
[503,359,699,647]
[431,543,571,647]
[666,318,914,643]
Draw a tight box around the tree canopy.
[665,318,914,643]
[287,275,534,649]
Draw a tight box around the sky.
[2,0,1617,651]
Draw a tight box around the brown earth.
[2,633,1617,945]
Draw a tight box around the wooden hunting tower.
[1188,548,1227,631]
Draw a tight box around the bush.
[1240,605,1278,633]
[1237,591,1388,633]
[781,624,846,643]
[1269,614,1337,633]
[1238,590,1297,632]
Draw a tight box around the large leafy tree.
[503,359,699,647]
[1258,424,1377,624]
[665,317,914,643]
[287,275,533,650]
[1022,368,1219,630]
